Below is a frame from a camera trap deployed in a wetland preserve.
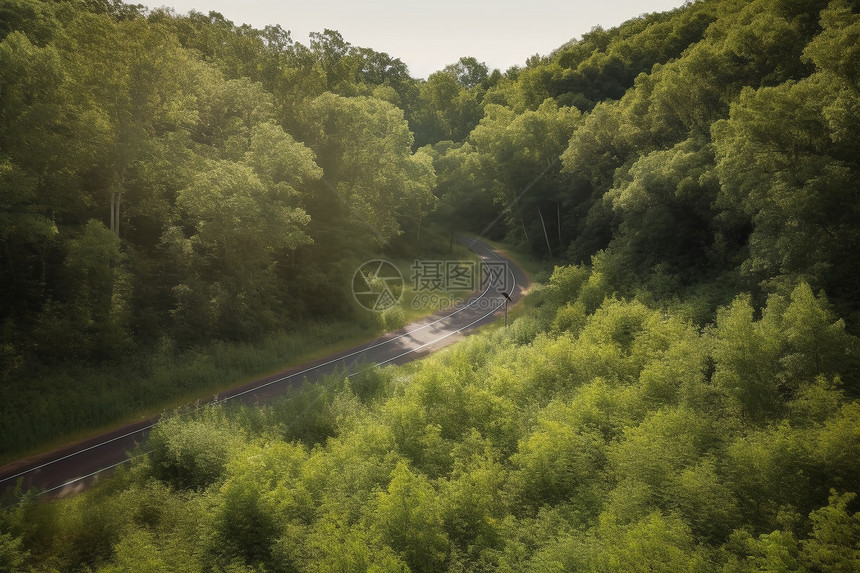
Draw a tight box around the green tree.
[61,219,132,357]
[801,491,860,572]
[0,31,65,339]
[412,67,484,146]
[97,529,194,573]
[711,294,784,420]
[195,76,276,159]
[608,407,716,509]
[309,29,359,92]
[674,458,740,543]
[713,72,860,302]
[299,93,436,245]
[511,415,605,508]
[443,56,489,89]
[373,462,449,572]
[470,99,581,249]
[439,432,507,556]
[577,512,712,572]
[0,0,61,46]
[147,409,243,490]
[803,0,860,85]
[605,137,720,283]
[214,441,310,568]
[170,157,313,337]
[422,141,498,243]
[780,283,858,386]
[0,532,26,573]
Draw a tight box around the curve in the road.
[0,236,529,504]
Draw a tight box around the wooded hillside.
[1,0,859,570]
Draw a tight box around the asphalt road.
[0,237,529,504]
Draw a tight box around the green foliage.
[468,99,581,249]
[584,512,712,572]
[0,0,453,455]
[0,532,26,573]
[721,491,860,572]
[712,293,785,419]
[606,138,720,282]
[712,284,858,421]
[214,441,310,568]
[510,415,605,508]
[3,1,860,571]
[373,462,449,572]
[802,491,860,571]
[713,71,860,297]
[5,260,860,571]
[298,92,436,245]
[147,407,243,490]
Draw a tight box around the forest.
[1,0,859,570]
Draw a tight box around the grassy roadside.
[479,238,548,326]
[0,240,529,466]
[474,235,549,280]
[0,321,376,466]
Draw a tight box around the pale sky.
[147,0,689,78]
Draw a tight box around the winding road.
[0,237,529,504]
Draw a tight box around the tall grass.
[0,320,376,463]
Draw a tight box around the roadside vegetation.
[1,0,859,570]
[0,237,482,463]
[2,266,857,571]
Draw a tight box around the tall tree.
[298,93,436,246]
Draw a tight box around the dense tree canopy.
[4,0,856,367]
[3,265,857,572]
[2,0,860,570]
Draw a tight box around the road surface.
[0,237,529,504]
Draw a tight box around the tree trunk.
[557,201,562,247]
[110,190,122,237]
[514,195,529,242]
[538,207,552,258]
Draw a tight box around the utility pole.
[500,290,511,328]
